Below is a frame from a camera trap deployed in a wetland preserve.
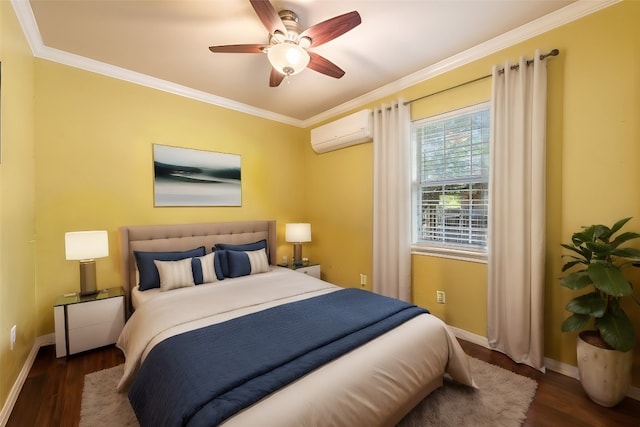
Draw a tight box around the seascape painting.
[153,144,241,206]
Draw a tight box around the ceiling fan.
[209,0,361,87]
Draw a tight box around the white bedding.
[117,268,475,426]
[130,285,159,309]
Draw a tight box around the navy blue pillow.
[192,252,224,284]
[226,249,270,278]
[215,239,267,252]
[214,240,268,277]
[134,247,206,291]
[226,250,252,278]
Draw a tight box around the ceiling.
[17,0,602,126]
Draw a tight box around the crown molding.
[12,0,619,128]
[10,0,305,127]
[302,0,620,127]
[40,44,305,127]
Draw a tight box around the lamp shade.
[65,230,109,260]
[267,43,310,76]
[285,223,311,243]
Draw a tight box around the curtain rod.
[404,49,559,106]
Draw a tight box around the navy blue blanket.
[128,288,429,427]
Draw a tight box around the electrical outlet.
[359,274,367,288]
[10,325,16,350]
[436,291,446,304]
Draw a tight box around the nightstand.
[278,263,321,279]
[53,287,125,358]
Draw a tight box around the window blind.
[412,103,490,249]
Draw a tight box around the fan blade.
[299,11,361,47]
[250,0,287,36]
[209,44,268,54]
[308,52,345,79]
[269,68,286,87]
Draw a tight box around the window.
[411,102,490,260]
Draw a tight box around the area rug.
[80,356,537,427]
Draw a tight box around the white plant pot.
[577,332,633,407]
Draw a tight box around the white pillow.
[195,252,220,283]
[154,258,195,291]
[248,248,270,274]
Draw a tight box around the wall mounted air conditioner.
[310,109,373,153]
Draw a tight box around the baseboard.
[447,326,640,402]
[0,334,55,427]
[448,326,490,348]
[628,384,640,401]
[543,356,578,378]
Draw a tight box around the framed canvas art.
[153,144,241,207]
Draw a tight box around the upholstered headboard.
[119,220,276,312]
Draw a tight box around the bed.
[116,220,475,427]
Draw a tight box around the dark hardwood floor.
[7,344,124,427]
[458,341,640,426]
[6,340,640,426]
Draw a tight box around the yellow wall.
[0,1,37,410]
[304,141,373,286]
[33,60,307,335]
[412,257,487,335]
[308,0,640,386]
[555,0,640,382]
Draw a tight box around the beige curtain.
[372,101,411,301]
[488,50,547,370]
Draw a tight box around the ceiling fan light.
[298,36,312,49]
[272,31,285,43]
[267,42,310,76]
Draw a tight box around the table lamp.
[65,230,109,296]
[285,223,311,266]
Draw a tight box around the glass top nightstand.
[53,286,126,357]
[54,286,125,307]
[277,263,321,279]
[277,262,318,270]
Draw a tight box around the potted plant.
[560,217,640,406]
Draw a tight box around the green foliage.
[560,217,640,352]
